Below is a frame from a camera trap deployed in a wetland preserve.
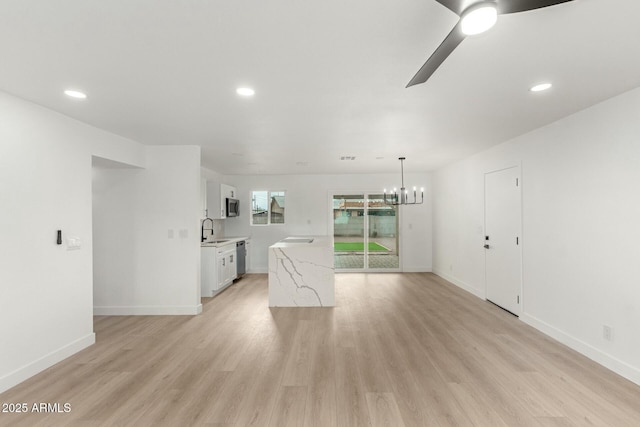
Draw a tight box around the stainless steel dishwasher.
[235,240,246,278]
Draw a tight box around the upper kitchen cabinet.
[206,181,237,219]
[200,178,207,219]
[221,184,237,201]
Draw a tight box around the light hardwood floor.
[1,273,640,426]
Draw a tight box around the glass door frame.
[329,191,401,272]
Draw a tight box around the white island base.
[268,236,335,307]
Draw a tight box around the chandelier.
[383,157,424,206]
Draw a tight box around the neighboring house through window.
[251,191,285,225]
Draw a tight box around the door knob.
[484,244,490,249]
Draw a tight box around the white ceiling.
[2,0,640,175]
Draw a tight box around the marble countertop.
[201,236,249,248]
[269,236,331,249]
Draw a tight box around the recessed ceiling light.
[340,156,356,161]
[236,87,255,97]
[64,89,87,99]
[461,3,498,36]
[530,82,552,92]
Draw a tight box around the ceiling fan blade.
[433,0,467,15]
[497,0,574,15]
[406,21,465,88]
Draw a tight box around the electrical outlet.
[603,325,613,341]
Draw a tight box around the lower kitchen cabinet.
[217,245,237,289]
[201,243,237,297]
[201,247,216,297]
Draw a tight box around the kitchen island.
[268,236,335,307]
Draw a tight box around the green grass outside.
[334,242,389,252]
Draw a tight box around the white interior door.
[485,166,522,315]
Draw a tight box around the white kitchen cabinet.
[206,181,237,219]
[217,244,237,289]
[201,243,237,297]
[206,180,224,219]
[200,178,207,219]
[201,246,217,297]
[221,183,237,200]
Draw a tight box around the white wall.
[0,91,140,393]
[93,146,202,315]
[0,89,204,393]
[92,132,146,169]
[433,87,640,385]
[223,173,432,273]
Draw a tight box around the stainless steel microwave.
[226,198,239,217]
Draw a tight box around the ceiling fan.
[406,0,575,88]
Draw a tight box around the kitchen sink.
[210,239,229,243]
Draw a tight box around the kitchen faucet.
[201,218,214,242]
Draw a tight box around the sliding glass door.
[332,194,366,269]
[366,193,399,269]
[332,193,399,271]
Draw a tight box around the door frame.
[328,191,402,272]
[483,164,524,316]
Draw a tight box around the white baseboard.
[433,269,485,299]
[0,333,95,394]
[521,313,640,386]
[402,266,432,273]
[94,305,202,316]
[432,271,640,386]
[248,267,433,274]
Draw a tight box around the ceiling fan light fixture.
[530,82,552,92]
[460,3,498,36]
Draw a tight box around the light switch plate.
[66,237,81,250]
